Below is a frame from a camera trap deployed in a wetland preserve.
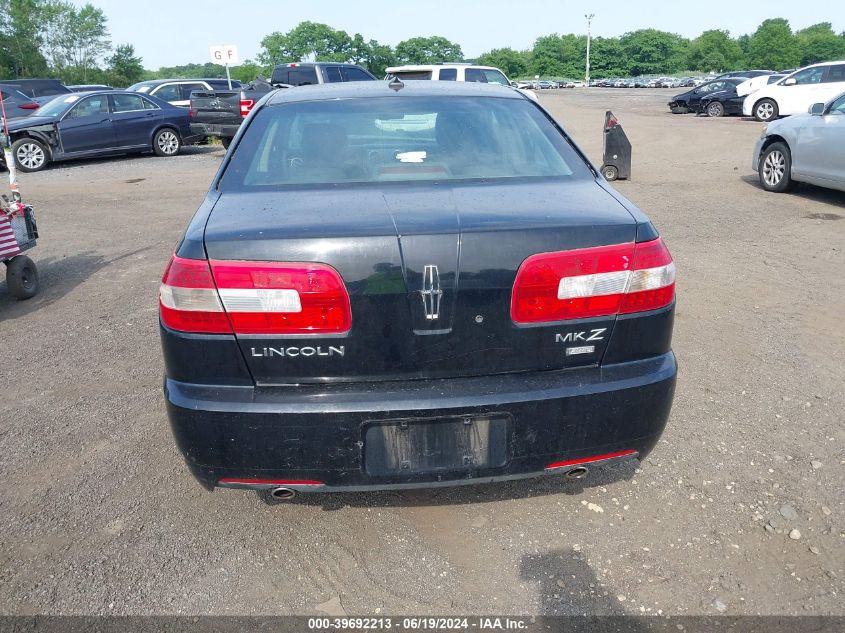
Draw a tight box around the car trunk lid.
[203,180,638,385]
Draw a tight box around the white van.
[385,64,538,100]
[743,60,845,121]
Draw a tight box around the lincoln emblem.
[419,265,443,320]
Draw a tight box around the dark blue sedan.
[3,91,202,172]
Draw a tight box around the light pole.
[585,13,594,86]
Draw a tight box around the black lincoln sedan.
[160,81,677,497]
[3,90,201,172]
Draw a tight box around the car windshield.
[28,94,81,117]
[219,96,588,190]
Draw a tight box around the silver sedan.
[752,91,845,193]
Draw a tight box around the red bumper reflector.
[545,449,637,471]
[218,478,325,486]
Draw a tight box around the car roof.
[132,78,237,86]
[0,78,65,85]
[57,89,163,100]
[266,80,522,105]
[278,62,363,68]
[801,60,845,68]
[386,64,500,72]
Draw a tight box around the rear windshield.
[219,96,589,190]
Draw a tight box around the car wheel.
[601,165,619,181]
[221,137,232,149]
[706,101,725,117]
[11,138,49,173]
[153,128,181,157]
[754,99,778,122]
[5,255,39,299]
[758,142,793,193]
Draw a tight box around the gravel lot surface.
[0,89,842,616]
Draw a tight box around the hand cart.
[1,97,40,300]
[600,110,632,181]
[1,198,39,299]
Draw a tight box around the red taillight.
[159,256,233,333]
[510,237,675,324]
[211,261,351,334]
[218,478,324,486]
[159,256,352,335]
[19,103,39,110]
[239,99,254,117]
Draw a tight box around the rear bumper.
[190,122,241,138]
[165,352,677,491]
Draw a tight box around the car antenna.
[389,76,404,92]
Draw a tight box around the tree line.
[153,19,845,84]
[1,4,844,88]
[1,0,144,86]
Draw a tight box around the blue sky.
[77,0,845,69]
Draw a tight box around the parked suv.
[270,63,376,86]
[743,60,845,121]
[127,79,243,107]
[385,64,537,100]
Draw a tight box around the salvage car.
[668,78,744,113]
[159,81,677,496]
[753,91,845,193]
[3,90,201,172]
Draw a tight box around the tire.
[601,165,619,181]
[5,255,39,299]
[758,142,793,193]
[11,138,49,173]
[706,101,725,117]
[221,137,232,149]
[754,98,778,122]
[153,128,181,157]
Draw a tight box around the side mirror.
[511,81,517,88]
[809,102,825,115]
[784,77,797,86]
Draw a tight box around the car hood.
[5,115,57,130]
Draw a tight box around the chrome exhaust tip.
[566,466,589,479]
[270,487,296,500]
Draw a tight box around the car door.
[110,93,156,147]
[177,82,207,107]
[776,66,826,115]
[818,64,845,103]
[793,93,845,185]
[57,94,116,154]
[339,66,374,82]
[689,81,724,109]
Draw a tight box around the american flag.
[0,213,21,260]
